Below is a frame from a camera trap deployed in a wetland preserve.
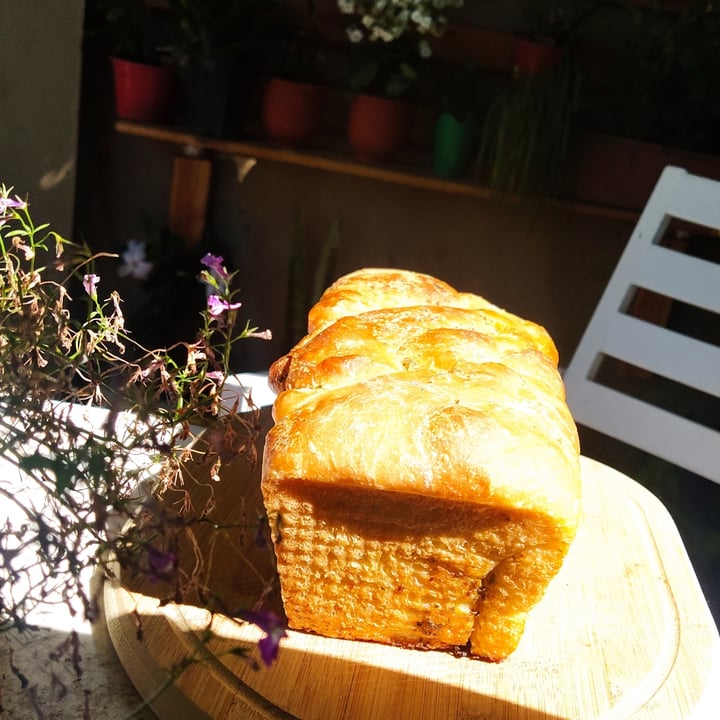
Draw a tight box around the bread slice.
[261,268,581,661]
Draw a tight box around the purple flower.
[201,253,228,281]
[240,609,287,666]
[145,546,176,584]
[0,193,26,216]
[0,193,25,229]
[207,294,242,316]
[83,273,100,299]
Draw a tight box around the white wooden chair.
[563,166,720,485]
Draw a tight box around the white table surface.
[0,577,156,720]
[0,374,275,720]
[0,454,156,720]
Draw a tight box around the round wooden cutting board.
[104,455,719,720]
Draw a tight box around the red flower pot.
[261,77,328,146]
[111,57,175,123]
[347,94,415,163]
[513,38,565,78]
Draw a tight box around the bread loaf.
[261,268,581,661]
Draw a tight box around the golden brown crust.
[306,267,485,335]
[271,305,558,398]
[265,366,579,533]
[270,268,559,394]
[261,268,581,661]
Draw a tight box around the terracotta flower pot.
[261,77,328,146]
[111,57,175,123]
[513,38,565,78]
[347,94,415,163]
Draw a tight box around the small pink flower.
[0,194,26,215]
[83,273,100,299]
[207,294,242,316]
[0,193,26,227]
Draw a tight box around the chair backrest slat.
[600,314,720,397]
[564,166,720,484]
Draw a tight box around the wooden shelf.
[115,119,639,223]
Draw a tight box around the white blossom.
[338,0,464,49]
[118,239,153,281]
[347,25,364,43]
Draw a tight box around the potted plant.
[475,0,607,194]
[89,0,177,123]
[339,0,465,163]
[587,0,720,151]
[561,1,720,210]
[343,37,424,162]
[0,184,282,712]
[337,0,466,45]
[513,0,603,73]
[260,2,331,147]
[476,54,580,195]
[432,63,486,179]
[164,0,278,137]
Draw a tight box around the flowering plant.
[338,0,464,50]
[339,0,465,98]
[345,34,422,97]
[0,185,282,706]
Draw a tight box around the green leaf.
[17,452,76,494]
[18,453,57,475]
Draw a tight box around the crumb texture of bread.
[262,268,581,661]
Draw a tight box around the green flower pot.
[433,112,478,179]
